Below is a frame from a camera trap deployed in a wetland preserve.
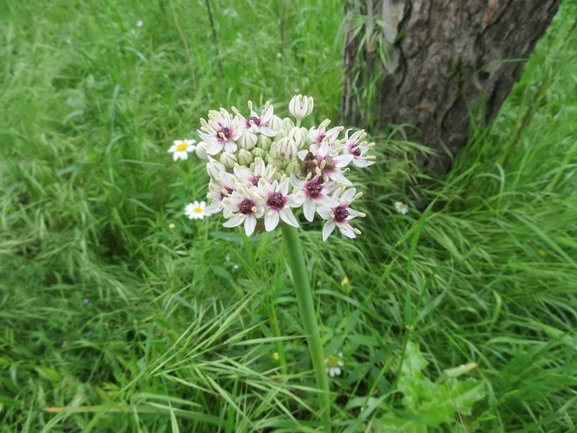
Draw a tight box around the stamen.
[358,212,366,217]
[353,228,361,235]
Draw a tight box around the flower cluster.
[179,96,376,241]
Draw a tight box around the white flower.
[314,142,354,185]
[204,172,239,215]
[290,174,338,222]
[308,119,343,152]
[289,95,314,120]
[256,177,300,231]
[136,20,143,27]
[222,184,265,236]
[198,109,243,155]
[168,139,196,161]
[317,188,365,241]
[233,101,277,137]
[325,352,344,377]
[341,129,376,168]
[185,201,206,220]
[394,201,409,214]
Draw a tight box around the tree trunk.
[341,0,563,175]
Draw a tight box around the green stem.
[280,225,331,430]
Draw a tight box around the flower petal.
[244,215,257,236]
[322,219,336,241]
[264,211,280,232]
[279,208,299,228]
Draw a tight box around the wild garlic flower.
[178,96,376,241]
[169,139,196,161]
[394,201,409,214]
[325,352,344,377]
[317,188,365,241]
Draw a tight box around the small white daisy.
[325,352,344,377]
[185,201,206,220]
[394,201,409,214]
[169,139,196,161]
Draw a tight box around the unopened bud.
[288,127,306,149]
[238,131,258,150]
[257,135,272,151]
[196,142,209,160]
[251,147,267,159]
[285,159,301,176]
[207,157,226,178]
[288,94,314,120]
[283,117,295,131]
[219,151,238,169]
[238,149,254,165]
[267,114,284,132]
[275,137,298,161]
[274,127,287,141]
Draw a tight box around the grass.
[1,0,577,431]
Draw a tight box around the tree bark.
[341,0,563,175]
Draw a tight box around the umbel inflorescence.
[183,95,376,241]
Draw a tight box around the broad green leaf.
[373,414,427,433]
[397,342,486,425]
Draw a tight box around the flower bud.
[284,159,301,176]
[251,147,267,159]
[238,131,257,150]
[288,127,306,149]
[268,156,285,171]
[238,149,254,166]
[275,137,298,161]
[274,127,287,142]
[219,151,238,169]
[289,94,314,120]
[257,135,272,151]
[207,157,226,179]
[283,117,295,131]
[267,114,284,132]
[302,127,314,146]
[196,142,209,160]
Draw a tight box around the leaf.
[372,414,427,433]
[397,342,486,425]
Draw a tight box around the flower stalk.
[280,224,331,429]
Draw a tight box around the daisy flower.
[168,139,196,161]
[394,201,409,214]
[185,201,206,220]
[325,352,344,377]
[317,188,365,241]
[222,184,265,236]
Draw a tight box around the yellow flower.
[272,352,280,362]
[538,250,547,257]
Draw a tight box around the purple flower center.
[239,199,255,215]
[334,205,349,223]
[306,180,323,199]
[220,187,233,200]
[267,192,285,210]
[352,146,362,157]
[218,126,232,140]
[249,116,261,126]
[251,175,262,185]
